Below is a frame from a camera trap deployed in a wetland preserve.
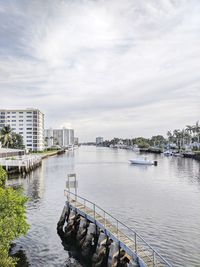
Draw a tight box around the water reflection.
[9,147,200,267]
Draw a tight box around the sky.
[0,0,200,142]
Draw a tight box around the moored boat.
[129,158,157,166]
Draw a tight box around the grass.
[30,150,59,156]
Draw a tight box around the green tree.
[10,133,24,149]
[135,137,150,149]
[0,167,29,267]
[0,126,24,149]
[150,135,166,147]
[0,125,13,148]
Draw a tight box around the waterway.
[9,146,200,267]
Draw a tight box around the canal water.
[9,146,200,267]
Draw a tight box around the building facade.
[44,128,74,148]
[0,108,44,151]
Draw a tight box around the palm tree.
[167,131,173,146]
[194,121,200,143]
[173,129,181,149]
[186,125,193,146]
[0,125,14,148]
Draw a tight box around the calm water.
[9,146,200,267]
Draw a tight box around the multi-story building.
[44,128,74,148]
[0,108,44,151]
[74,137,79,145]
[96,136,103,145]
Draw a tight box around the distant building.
[74,137,79,145]
[44,128,74,148]
[96,136,103,145]
[0,108,44,151]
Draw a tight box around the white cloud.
[0,0,199,141]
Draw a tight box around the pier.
[0,155,42,175]
[58,190,172,267]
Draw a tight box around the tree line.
[101,121,200,150]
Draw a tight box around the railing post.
[93,204,96,220]
[134,233,137,254]
[117,220,119,238]
[153,251,155,267]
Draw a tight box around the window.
[27,132,32,134]
[19,120,23,122]
[19,124,23,126]
[19,128,23,130]
[12,112,16,114]
[26,116,32,118]
[27,124,32,126]
[26,128,32,130]
[19,132,23,134]
[19,112,23,114]
[27,144,32,146]
[19,115,23,118]
[11,120,16,122]
[27,136,32,138]
[26,111,32,114]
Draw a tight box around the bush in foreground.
[0,167,29,267]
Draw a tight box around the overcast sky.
[0,0,199,141]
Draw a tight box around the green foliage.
[0,167,7,188]
[10,133,24,149]
[0,125,13,148]
[0,248,17,267]
[0,126,24,149]
[135,137,150,149]
[0,167,29,267]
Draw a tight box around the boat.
[129,158,157,165]
[163,150,173,156]
[172,152,183,157]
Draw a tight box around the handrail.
[64,189,172,267]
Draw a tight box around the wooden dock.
[64,190,172,267]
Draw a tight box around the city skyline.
[0,0,200,141]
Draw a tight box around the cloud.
[0,0,200,141]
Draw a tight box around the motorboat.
[129,158,157,166]
[163,150,173,156]
[172,152,183,157]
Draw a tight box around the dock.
[0,155,42,175]
[58,190,172,267]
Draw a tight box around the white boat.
[172,152,183,157]
[129,158,157,165]
[163,150,173,156]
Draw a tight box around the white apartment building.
[44,128,74,148]
[0,108,44,151]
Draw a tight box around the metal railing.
[64,189,172,267]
